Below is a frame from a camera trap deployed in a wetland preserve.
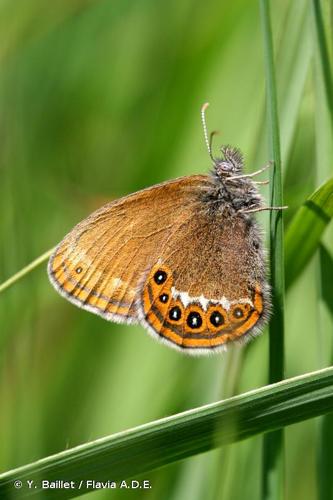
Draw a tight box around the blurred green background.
[0,0,332,499]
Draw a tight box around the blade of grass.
[312,3,333,499]
[0,248,54,294]
[0,366,333,499]
[278,1,312,166]
[318,244,333,317]
[260,0,285,382]
[312,0,333,130]
[317,245,333,500]
[260,0,285,498]
[285,177,333,290]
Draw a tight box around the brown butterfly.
[48,104,286,354]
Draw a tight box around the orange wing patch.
[48,245,137,320]
[141,264,265,352]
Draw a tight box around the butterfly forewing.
[48,176,210,325]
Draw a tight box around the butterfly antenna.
[201,102,215,163]
[209,130,219,154]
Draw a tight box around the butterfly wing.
[49,174,269,354]
[139,207,270,354]
[48,175,211,325]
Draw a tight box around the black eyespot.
[233,307,244,319]
[210,311,224,327]
[76,266,83,274]
[154,270,167,285]
[169,306,181,321]
[253,240,260,250]
[159,294,169,304]
[187,311,203,329]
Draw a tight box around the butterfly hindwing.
[139,209,268,353]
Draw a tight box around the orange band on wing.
[142,272,266,349]
[232,286,263,337]
[50,257,136,317]
[231,311,260,337]
[254,286,263,313]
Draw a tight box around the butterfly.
[48,104,286,354]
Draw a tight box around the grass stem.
[260,0,286,498]
[0,248,54,294]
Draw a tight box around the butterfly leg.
[226,161,273,182]
[239,205,288,214]
[253,180,270,185]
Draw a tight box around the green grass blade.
[312,4,333,499]
[0,248,53,294]
[260,0,285,498]
[260,0,285,383]
[285,177,333,290]
[317,245,333,500]
[312,0,333,130]
[1,367,333,499]
[318,244,333,319]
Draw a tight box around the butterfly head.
[213,145,244,179]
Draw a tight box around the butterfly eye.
[75,266,83,274]
[186,311,203,329]
[220,161,233,172]
[209,310,224,327]
[154,270,167,285]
